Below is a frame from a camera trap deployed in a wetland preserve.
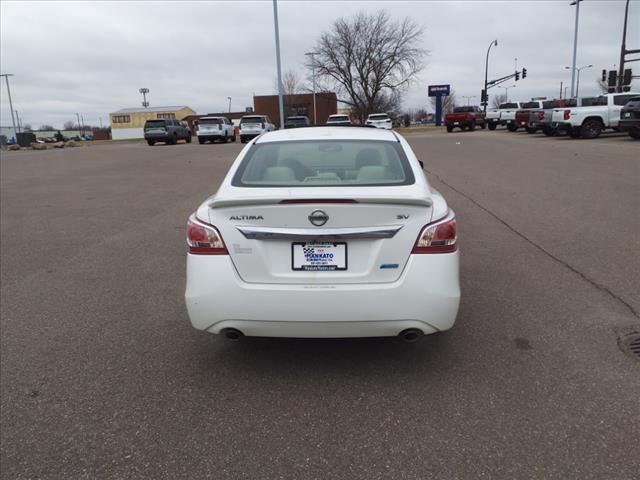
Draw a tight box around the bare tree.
[274,70,302,95]
[23,124,32,131]
[430,90,457,114]
[63,120,75,130]
[491,93,507,109]
[313,10,426,121]
[38,124,55,131]
[596,77,609,94]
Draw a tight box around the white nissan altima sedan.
[185,127,460,341]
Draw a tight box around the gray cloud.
[1,0,637,128]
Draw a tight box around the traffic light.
[602,69,607,82]
[515,70,520,81]
[522,68,527,79]
[481,89,487,104]
[623,69,632,86]
[608,70,617,87]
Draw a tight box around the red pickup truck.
[445,106,486,132]
[513,101,544,131]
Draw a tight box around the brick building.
[253,92,337,127]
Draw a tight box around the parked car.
[527,99,577,135]
[618,96,640,140]
[444,106,486,132]
[239,115,275,143]
[365,113,392,129]
[514,101,544,131]
[326,114,352,126]
[184,127,460,341]
[144,119,192,146]
[485,108,501,130]
[197,116,235,144]
[284,116,311,129]
[551,92,640,139]
[498,102,524,131]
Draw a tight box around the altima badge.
[308,210,329,227]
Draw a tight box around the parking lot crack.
[426,168,640,320]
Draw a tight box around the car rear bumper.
[144,133,170,141]
[240,133,261,140]
[185,253,460,338]
[197,134,225,140]
[618,119,640,132]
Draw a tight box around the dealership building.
[109,106,196,140]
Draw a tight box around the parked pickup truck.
[485,108,501,130]
[551,92,640,139]
[514,101,544,131]
[445,106,486,132]
[498,102,523,131]
[527,99,577,135]
[618,96,640,139]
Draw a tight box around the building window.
[112,115,131,124]
[287,104,308,116]
[157,113,176,119]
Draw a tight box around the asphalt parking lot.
[1,130,639,479]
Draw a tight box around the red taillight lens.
[538,111,545,120]
[412,210,457,254]
[186,214,228,255]
[563,110,571,120]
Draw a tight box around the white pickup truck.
[551,92,640,139]
[498,102,523,131]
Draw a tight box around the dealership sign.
[428,84,450,97]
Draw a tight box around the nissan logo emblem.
[308,210,329,227]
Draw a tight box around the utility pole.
[617,0,639,92]
[75,113,81,136]
[305,51,318,124]
[1,73,18,143]
[569,0,583,98]
[559,81,563,99]
[81,114,85,137]
[483,40,498,114]
[14,110,22,133]
[272,0,285,129]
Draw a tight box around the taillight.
[186,214,228,255]
[563,110,571,120]
[538,111,545,120]
[412,210,457,254]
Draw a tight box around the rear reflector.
[187,214,228,255]
[279,199,357,204]
[412,209,457,254]
[564,110,571,120]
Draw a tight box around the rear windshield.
[328,115,349,121]
[368,114,389,120]
[499,103,518,109]
[241,116,264,124]
[232,140,415,187]
[144,120,166,128]
[520,102,540,109]
[453,107,473,113]
[200,118,223,125]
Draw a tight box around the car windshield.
[232,140,415,187]
[287,117,307,123]
[368,114,389,120]
[144,120,166,129]
[200,118,222,125]
[241,117,263,124]
[328,116,349,121]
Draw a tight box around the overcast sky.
[1,0,638,128]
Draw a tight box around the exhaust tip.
[221,328,243,341]
[399,328,423,343]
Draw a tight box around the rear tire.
[526,127,537,134]
[223,133,228,143]
[488,122,497,131]
[147,140,155,146]
[170,134,178,145]
[580,118,603,139]
[446,125,453,133]
[198,138,205,145]
[542,126,555,137]
[507,124,517,132]
[186,135,192,143]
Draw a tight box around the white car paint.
[365,113,393,130]
[326,114,352,125]
[185,127,460,339]
[239,115,276,143]
[196,116,235,143]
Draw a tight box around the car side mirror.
[418,160,424,169]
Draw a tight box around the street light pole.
[227,96,232,113]
[14,110,22,133]
[565,64,592,98]
[483,39,498,114]
[569,0,583,98]
[272,0,285,129]
[75,113,81,137]
[305,51,318,124]
[1,73,18,143]
[618,0,631,93]
[462,96,476,106]
[499,85,516,101]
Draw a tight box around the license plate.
[453,122,459,125]
[292,242,347,271]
